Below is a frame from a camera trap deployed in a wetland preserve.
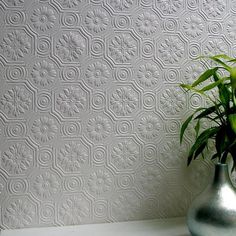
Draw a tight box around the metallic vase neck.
[212,163,231,187]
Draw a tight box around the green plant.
[180,54,236,171]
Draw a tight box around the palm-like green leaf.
[229,114,236,134]
[212,54,234,61]
[180,108,204,144]
[196,55,232,70]
[215,126,229,159]
[196,54,234,61]
[187,127,220,166]
[192,68,219,87]
[195,105,220,119]
[209,58,231,71]
[193,142,207,160]
[180,114,194,144]
[180,84,205,95]
[200,77,230,92]
[211,153,218,160]
[194,120,200,138]
[218,82,230,111]
[180,53,236,170]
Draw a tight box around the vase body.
[187,163,236,236]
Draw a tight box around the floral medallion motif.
[136,166,162,194]
[160,87,186,116]
[183,15,204,38]
[111,140,139,169]
[160,139,186,168]
[136,12,158,36]
[87,169,112,195]
[184,63,205,84]
[0,30,30,61]
[159,36,184,64]
[226,19,236,41]
[30,6,56,32]
[86,116,112,142]
[138,115,161,140]
[156,0,183,14]
[58,195,89,225]
[109,0,134,11]
[85,62,110,87]
[85,9,109,33]
[137,63,159,87]
[56,87,86,116]
[1,86,31,117]
[202,0,226,18]
[58,141,88,172]
[204,38,228,56]
[109,34,137,63]
[31,60,57,87]
[56,32,85,61]
[32,171,60,200]
[3,198,35,228]
[1,143,33,175]
[111,192,140,220]
[110,87,138,116]
[60,0,81,8]
[31,116,58,142]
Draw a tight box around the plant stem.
[232,89,236,109]
[221,153,227,164]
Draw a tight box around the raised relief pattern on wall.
[1,0,233,229]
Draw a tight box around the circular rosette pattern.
[2,197,36,229]
[31,116,58,143]
[0,86,32,118]
[58,194,90,225]
[85,115,112,142]
[87,169,113,196]
[55,32,86,62]
[109,86,139,117]
[85,9,109,34]
[30,6,56,32]
[31,170,61,201]
[57,141,89,173]
[110,138,140,171]
[1,143,34,176]
[108,34,137,64]
[30,60,57,88]
[56,86,87,117]
[0,30,31,61]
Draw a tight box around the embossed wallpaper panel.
[0,0,235,230]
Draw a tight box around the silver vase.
[187,163,236,236]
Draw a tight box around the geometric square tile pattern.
[0,0,234,229]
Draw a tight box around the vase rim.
[216,162,228,166]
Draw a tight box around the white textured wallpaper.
[0,0,235,230]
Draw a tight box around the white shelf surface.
[1,217,190,236]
